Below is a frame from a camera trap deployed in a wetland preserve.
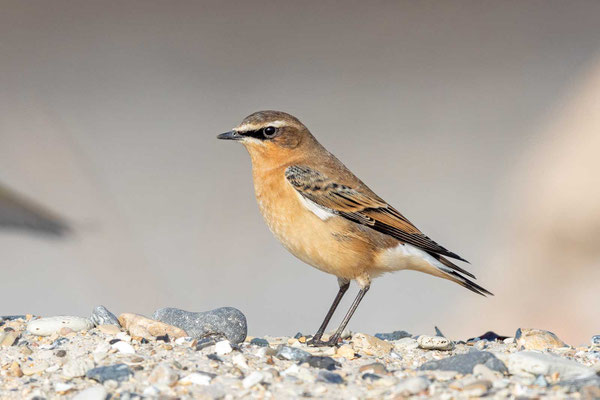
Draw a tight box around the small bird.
[218,111,492,346]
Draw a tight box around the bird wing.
[285,165,468,263]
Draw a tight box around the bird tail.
[432,254,493,296]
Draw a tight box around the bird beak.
[217,130,241,141]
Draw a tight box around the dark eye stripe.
[240,129,265,140]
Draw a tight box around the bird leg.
[310,283,370,347]
[307,279,350,346]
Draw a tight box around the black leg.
[308,280,350,346]
[323,284,370,346]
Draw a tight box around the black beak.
[217,130,241,141]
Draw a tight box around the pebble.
[307,356,340,370]
[417,335,454,350]
[420,350,508,374]
[250,337,269,347]
[242,371,265,388]
[0,330,19,346]
[515,328,568,350]
[394,337,419,350]
[8,361,23,377]
[590,335,600,347]
[112,341,135,354]
[395,376,430,395]
[359,362,388,375]
[86,364,133,383]
[27,316,93,336]
[462,379,492,396]
[55,382,74,393]
[91,305,120,327]
[336,344,355,359]
[118,313,187,340]
[153,307,247,344]
[374,330,411,341]
[179,372,212,386]
[215,340,233,355]
[352,333,393,357]
[503,351,596,381]
[72,386,108,400]
[276,345,312,362]
[97,324,121,335]
[148,363,179,386]
[317,370,344,384]
[63,358,94,378]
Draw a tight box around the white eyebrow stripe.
[235,120,288,132]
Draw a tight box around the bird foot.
[307,336,340,347]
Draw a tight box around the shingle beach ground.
[1,309,599,399]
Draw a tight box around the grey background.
[1,1,599,343]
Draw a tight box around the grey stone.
[250,338,269,347]
[317,370,344,384]
[362,373,381,382]
[307,356,339,370]
[503,351,595,381]
[153,307,247,344]
[559,375,600,391]
[91,305,120,327]
[591,335,600,346]
[419,351,508,374]
[374,330,411,341]
[275,345,311,363]
[86,363,133,383]
[533,375,548,387]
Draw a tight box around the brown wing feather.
[285,165,468,263]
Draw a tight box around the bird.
[218,110,492,347]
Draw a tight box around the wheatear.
[218,111,492,346]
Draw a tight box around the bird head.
[218,111,315,163]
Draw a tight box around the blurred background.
[1,1,599,345]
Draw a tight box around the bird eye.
[263,126,277,138]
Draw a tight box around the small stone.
[27,316,93,336]
[0,330,19,346]
[276,345,311,362]
[215,340,232,355]
[394,337,419,350]
[232,353,248,369]
[58,327,74,336]
[362,373,381,382]
[22,361,49,375]
[56,349,67,357]
[469,331,509,342]
[242,371,265,388]
[591,335,600,347]
[148,363,179,386]
[417,335,454,351]
[55,382,74,393]
[336,344,355,359]
[359,362,388,375]
[118,313,187,340]
[533,374,548,387]
[153,307,247,344]
[179,372,213,385]
[86,364,133,383]
[307,356,340,370]
[420,351,508,374]
[250,338,269,347]
[91,305,120,327]
[8,361,23,377]
[97,324,121,335]
[72,386,108,400]
[503,351,595,381]
[112,341,135,354]
[63,358,94,378]
[317,370,344,384]
[195,338,215,351]
[394,376,430,395]
[515,328,568,350]
[462,379,491,396]
[374,330,411,341]
[352,333,393,357]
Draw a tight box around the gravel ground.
[1,314,599,399]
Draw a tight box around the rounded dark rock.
[152,307,247,344]
[91,305,120,327]
[86,364,133,383]
[419,350,508,374]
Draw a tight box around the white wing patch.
[295,191,335,221]
[378,242,447,272]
